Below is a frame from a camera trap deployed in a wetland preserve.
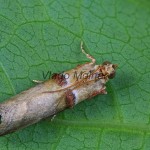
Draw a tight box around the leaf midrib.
[53,119,150,133]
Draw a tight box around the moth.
[0,42,117,136]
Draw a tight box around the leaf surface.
[0,0,150,149]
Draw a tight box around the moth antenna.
[80,41,96,65]
[43,78,96,93]
[43,81,82,93]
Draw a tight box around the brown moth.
[0,42,117,136]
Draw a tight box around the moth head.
[102,61,118,79]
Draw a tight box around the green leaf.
[0,0,150,149]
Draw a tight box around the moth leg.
[80,41,96,65]
[51,115,56,121]
[32,80,43,83]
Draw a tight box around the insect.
[0,42,117,136]
[43,41,117,107]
